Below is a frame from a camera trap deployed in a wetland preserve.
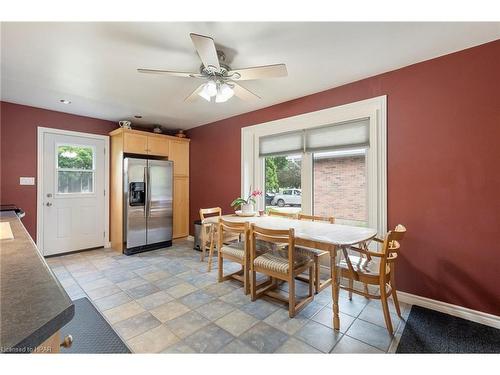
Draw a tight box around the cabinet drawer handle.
[60,335,73,348]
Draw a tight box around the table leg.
[330,245,340,331]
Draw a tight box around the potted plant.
[231,188,262,214]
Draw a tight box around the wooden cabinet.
[123,132,148,154]
[169,140,189,176]
[109,128,190,250]
[148,136,169,156]
[173,176,189,238]
[122,130,170,157]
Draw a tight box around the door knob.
[46,202,52,207]
[60,335,73,348]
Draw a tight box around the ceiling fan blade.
[228,64,287,81]
[189,33,220,71]
[232,82,261,101]
[184,84,205,102]
[137,68,204,78]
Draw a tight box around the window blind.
[305,118,370,153]
[259,130,304,157]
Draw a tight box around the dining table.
[203,214,377,331]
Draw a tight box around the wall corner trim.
[397,291,500,329]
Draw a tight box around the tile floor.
[46,239,411,353]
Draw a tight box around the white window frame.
[241,95,387,235]
[55,142,97,197]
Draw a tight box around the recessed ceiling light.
[134,115,143,119]
[59,99,71,104]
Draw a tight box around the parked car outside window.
[270,188,302,207]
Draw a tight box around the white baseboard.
[397,291,500,329]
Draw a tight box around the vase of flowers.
[231,188,262,214]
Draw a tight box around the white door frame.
[36,126,110,254]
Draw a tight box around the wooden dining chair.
[268,210,298,219]
[295,213,335,293]
[217,218,251,294]
[249,224,314,318]
[199,207,222,271]
[339,224,407,334]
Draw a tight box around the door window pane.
[264,155,302,213]
[57,171,94,193]
[57,145,94,169]
[313,149,367,226]
[56,144,95,194]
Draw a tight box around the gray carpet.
[397,305,500,353]
[60,298,130,353]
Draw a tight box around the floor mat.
[396,305,500,353]
[60,297,131,353]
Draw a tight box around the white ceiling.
[1,22,499,129]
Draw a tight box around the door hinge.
[103,231,106,238]
[104,189,106,196]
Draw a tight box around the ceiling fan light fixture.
[215,83,234,103]
[198,88,211,102]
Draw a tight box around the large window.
[242,96,387,234]
[56,144,95,194]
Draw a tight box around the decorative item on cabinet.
[175,129,187,138]
[153,125,163,134]
[118,120,132,129]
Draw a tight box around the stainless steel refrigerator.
[123,157,173,255]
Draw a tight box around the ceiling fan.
[137,33,288,103]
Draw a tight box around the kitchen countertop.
[0,211,74,353]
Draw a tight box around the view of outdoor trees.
[265,156,301,193]
[57,145,94,169]
[57,145,94,194]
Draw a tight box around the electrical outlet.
[19,177,35,185]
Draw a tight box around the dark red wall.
[0,102,118,239]
[188,40,500,315]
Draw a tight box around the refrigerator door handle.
[147,164,152,218]
[144,166,148,218]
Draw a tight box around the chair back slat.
[200,207,222,221]
[298,213,335,224]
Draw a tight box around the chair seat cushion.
[254,251,311,275]
[339,255,388,276]
[220,241,245,260]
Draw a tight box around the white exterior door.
[42,132,106,255]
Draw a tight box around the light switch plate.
[19,177,35,185]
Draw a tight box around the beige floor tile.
[264,308,309,335]
[136,290,173,310]
[332,335,384,353]
[79,277,115,291]
[166,282,197,298]
[85,284,121,300]
[117,277,149,291]
[150,301,191,322]
[214,310,258,336]
[94,291,132,311]
[358,304,401,330]
[165,311,210,338]
[113,311,161,340]
[128,324,180,353]
[141,270,170,282]
[275,337,322,353]
[103,301,145,324]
